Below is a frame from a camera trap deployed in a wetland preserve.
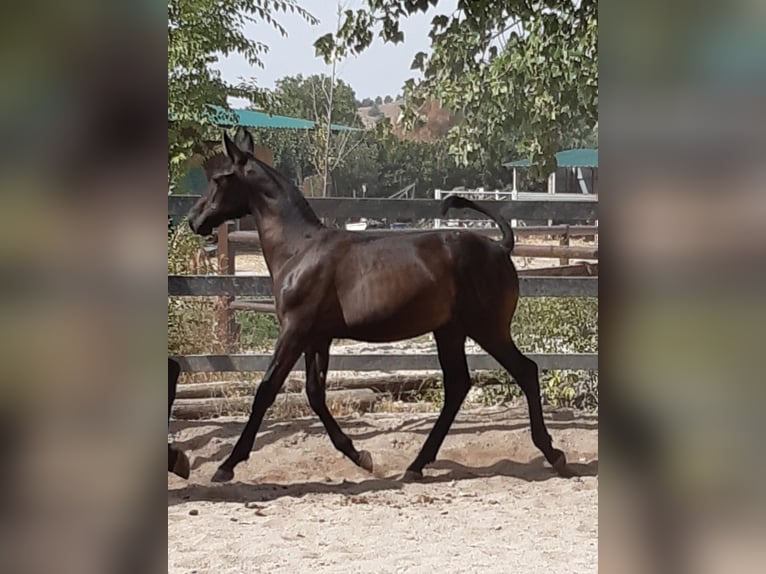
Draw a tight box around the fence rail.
[168,274,598,374]
[172,353,598,373]
[168,275,598,298]
[169,195,598,224]
[224,230,598,260]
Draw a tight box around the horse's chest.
[273,264,329,312]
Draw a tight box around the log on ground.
[172,388,378,420]
[176,375,441,400]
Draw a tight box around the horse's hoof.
[552,451,574,478]
[172,451,191,479]
[398,470,423,482]
[211,467,235,483]
[358,450,374,473]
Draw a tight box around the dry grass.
[373,397,441,414]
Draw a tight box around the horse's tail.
[440,195,515,251]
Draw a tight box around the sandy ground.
[168,406,598,574]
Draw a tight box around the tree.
[374,96,383,105]
[272,74,359,126]
[332,134,380,197]
[384,95,393,104]
[368,103,382,117]
[168,0,316,184]
[360,97,374,107]
[250,73,365,194]
[334,119,509,199]
[315,0,597,178]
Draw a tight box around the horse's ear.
[236,128,255,157]
[223,130,245,165]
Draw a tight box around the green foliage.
[236,311,281,350]
[167,221,219,355]
[251,72,513,196]
[332,135,380,195]
[315,0,597,178]
[362,120,509,195]
[273,73,360,125]
[414,385,445,409]
[513,297,598,411]
[512,297,598,355]
[168,0,317,183]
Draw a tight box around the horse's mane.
[252,157,322,226]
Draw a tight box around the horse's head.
[188,129,257,236]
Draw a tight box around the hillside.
[357,101,403,128]
[357,99,456,142]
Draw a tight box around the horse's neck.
[251,195,320,278]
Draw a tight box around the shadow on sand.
[168,455,598,506]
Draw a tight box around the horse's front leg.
[305,339,373,472]
[212,325,307,483]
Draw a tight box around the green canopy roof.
[503,148,598,169]
[204,105,361,132]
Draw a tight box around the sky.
[213,0,458,107]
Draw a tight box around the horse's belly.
[338,279,452,341]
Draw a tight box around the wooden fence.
[168,195,598,385]
[170,274,597,366]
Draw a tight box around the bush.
[236,311,280,350]
[167,220,220,355]
[504,297,598,411]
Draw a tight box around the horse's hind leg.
[478,335,570,477]
[403,325,470,480]
[305,341,373,472]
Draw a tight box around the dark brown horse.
[188,129,570,483]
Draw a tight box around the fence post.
[559,225,570,266]
[214,221,236,352]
